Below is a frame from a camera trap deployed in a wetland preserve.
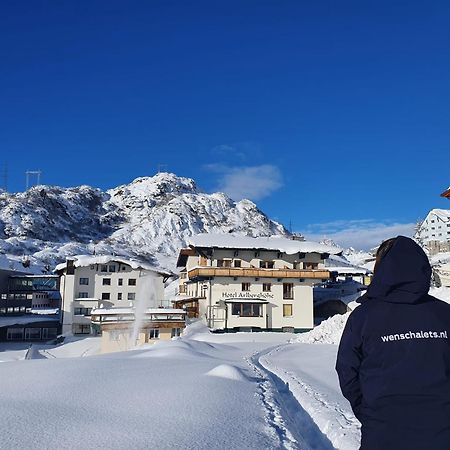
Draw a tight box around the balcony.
[187,267,331,280]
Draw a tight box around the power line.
[0,163,7,192]
[25,170,42,190]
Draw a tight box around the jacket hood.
[366,236,431,304]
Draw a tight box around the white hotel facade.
[416,209,450,255]
[56,256,170,335]
[176,234,341,332]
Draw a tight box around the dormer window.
[217,259,232,268]
[260,261,275,269]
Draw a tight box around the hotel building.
[175,234,341,332]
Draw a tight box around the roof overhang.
[176,248,197,267]
[441,187,450,199]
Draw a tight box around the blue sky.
[1,1,449,249]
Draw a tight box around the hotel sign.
[221,292,274,300]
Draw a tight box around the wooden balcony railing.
[187,267,331,279]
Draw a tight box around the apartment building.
[0,270,61,341]
[55,255,170,335]
[175,234,341,332]
[416,209,450,255]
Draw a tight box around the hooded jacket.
[336,236,450,450]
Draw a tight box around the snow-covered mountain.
[0,173,289,272]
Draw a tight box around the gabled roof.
[424,209,450,223]
[441,187,450,199]
[54,255,171,277]
[188,234,342,255]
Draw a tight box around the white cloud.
[210,142,262,162]
[205,164,283,201]
[303,220,416,251]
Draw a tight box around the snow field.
[260,344,361,450]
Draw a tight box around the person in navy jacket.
[336,236,450,450]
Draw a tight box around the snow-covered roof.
[9,274,58,278]
[54,255,171,276]
[0,315,60,327]
[189,234,342,255]
[91,307,185,315]
[325,255,371,274]
[29,308,60,315]
[441,187,450,198]
[425,209,450,222]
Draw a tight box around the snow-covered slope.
[0,173,288,272]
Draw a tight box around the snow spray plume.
[131,273,157,346]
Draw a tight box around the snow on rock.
[342,247,375,267]
[205,364,249,381]
[293,312,351,345]
[0,172,289,272]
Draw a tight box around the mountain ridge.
[0,172,289,272]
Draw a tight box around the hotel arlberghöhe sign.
[221,292,274,300]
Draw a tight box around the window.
[128,279,136,286]
[304,262,318,270]
[117,293,122,301]
[234,260,241,268]
[180,272,187,279]
[7,328,24,340]
[101,265,108,272]
[118,278,123,286]
[263,283,272,292]
[79,278,89,285]
[77,292,89,298]
[241,282,250,291]
[171,328,182,338]
[109,265,116,272]
[283,304,293,317]
[283,283,294,299]
[148,328,160,339]
[73,324,91,335]
[25,328,42,340]
[231,303,262,317]
[42,328,57,339]
[74,307,92,316]
[101,293,111,300]
[178,285,187,294]
[217,259,232,268]
[103,278,111,286]
[260,261,275,269]
[128,293,136,301]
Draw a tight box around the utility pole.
[25,170,42,190]
[0,163,7,192]
[157,164,168,174]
